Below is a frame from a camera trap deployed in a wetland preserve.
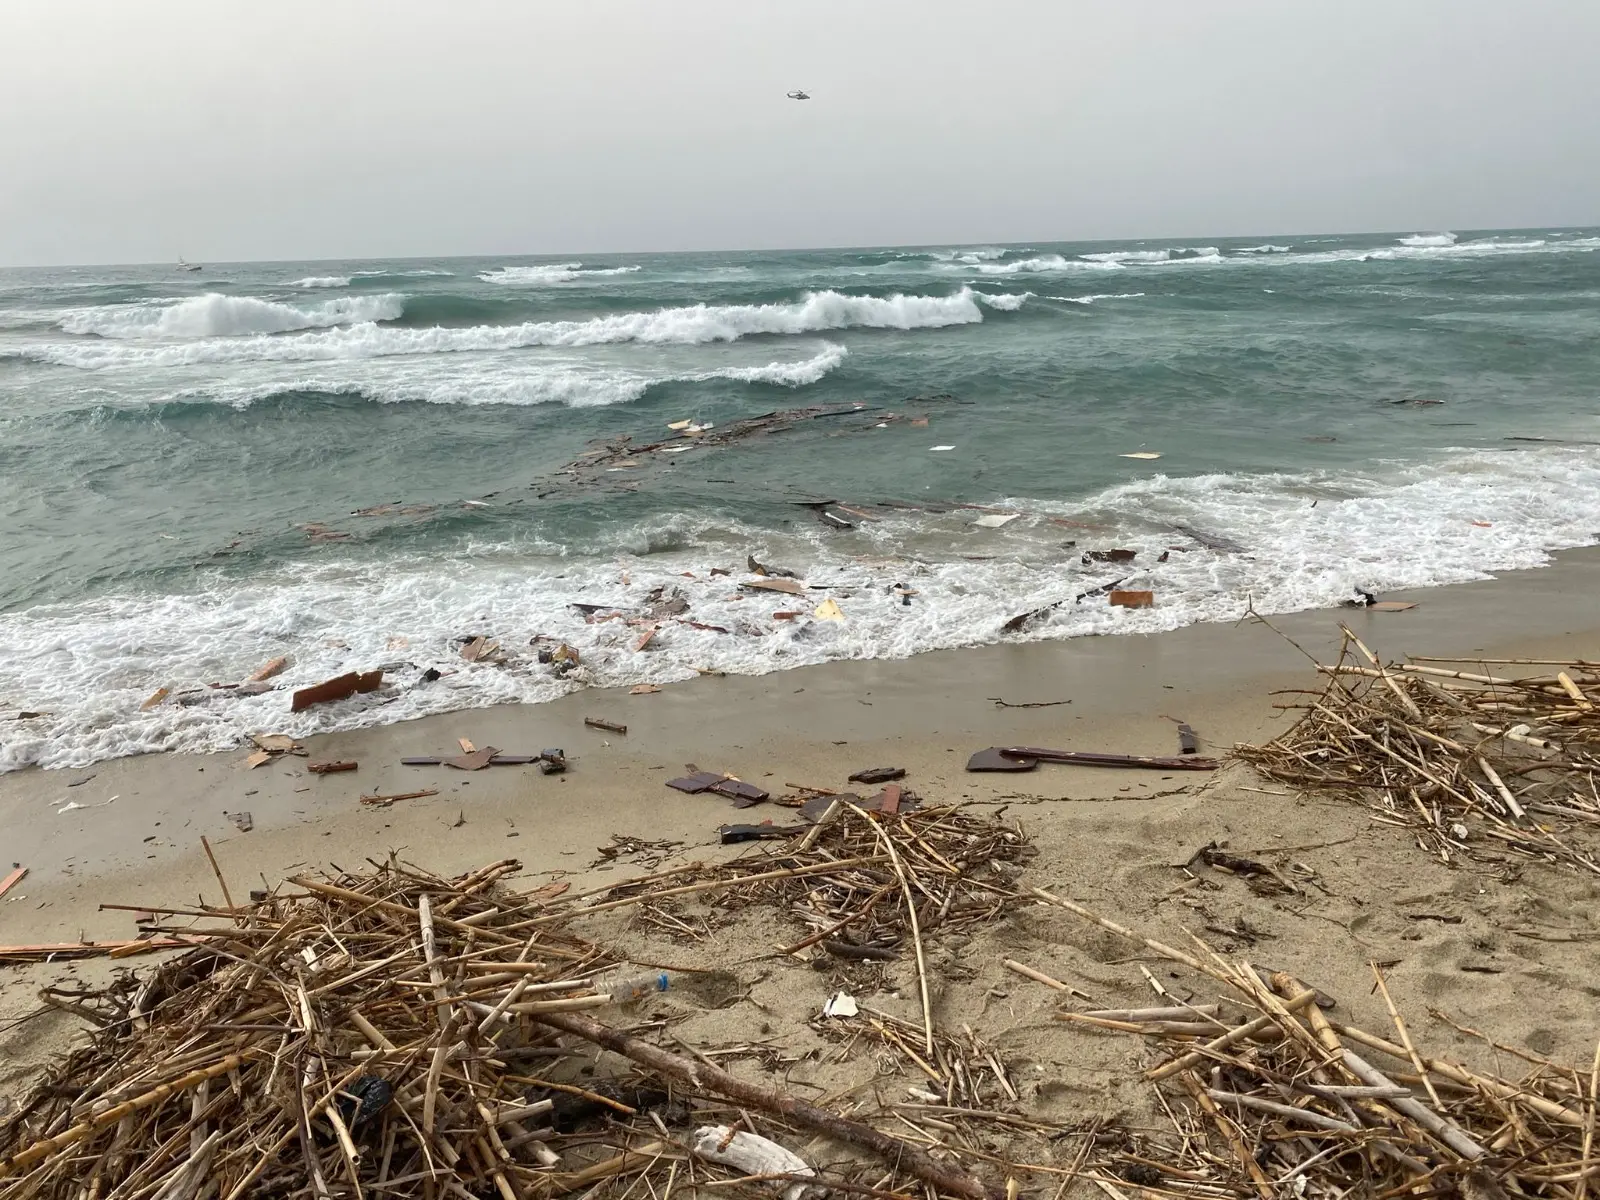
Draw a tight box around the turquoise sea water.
[2,230,1598,769]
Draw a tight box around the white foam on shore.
[3,444,1597,772]
[22,289,1005,369]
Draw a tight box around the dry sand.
[4,549,1600,1145]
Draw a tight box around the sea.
[3,230,1599,771]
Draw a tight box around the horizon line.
[3,222,1595,273]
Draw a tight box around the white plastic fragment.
[823,991,858,1017]
[692,1126,815,1200]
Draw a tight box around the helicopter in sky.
[786,90,811,100]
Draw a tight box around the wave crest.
[59,293,407,339]
[29,289,1003,368]
[1398,232,1457,248]
[479,264,643,285]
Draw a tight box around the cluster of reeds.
[1236,628,1600,874]
[0,806,1035,1200]
[1037,889,1600,1200]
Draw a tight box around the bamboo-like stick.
[851,804,934,1056]
[532,1010,999,1200]
[0,1054,248,1176]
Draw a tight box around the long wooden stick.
[1370,963,1441,1108]
[531,1011,998,1200]
[852,805,934,1056]
[199,836,236,913]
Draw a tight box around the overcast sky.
[4,0,1598,266]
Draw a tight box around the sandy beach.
[5,549,1600,1122]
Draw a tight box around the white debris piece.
[823,991,858,1017]
[692,1126,815,1200]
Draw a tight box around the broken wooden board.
[1001,746,1219,771]
[139,687,170,712]
[1370,601,1418,612]
[290,670,383,713]
[719,823,805,844]
[399,755,539,767]
[308,760,358,775]
[848,766,906,784]
[1177,723,1199,755]
[1109,590,1155,609]
[443,745,499,771]
[1083,549,1137,564]
[248,656,289,682]
[0,865,27,900]
[666,771,728,794]
[250,733,299,754]
[966,748,1039,772]
[742,577,806,596]
[710,778,770,807]
[813,597,845,621]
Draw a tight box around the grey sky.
[4,0,1597,266]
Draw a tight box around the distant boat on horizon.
[177,257,202,272]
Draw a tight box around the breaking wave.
[59,293,407,339]
[25,289,1008,369]
[968,255,1121,275]
[288,276,352,288]
[479,264,643,285]
[1399,232,1457,248]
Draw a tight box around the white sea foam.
[1047,292,1146,304]
[479,264,643,285]
[1080,249,1170,264]
[3,445,1597,771]
[287,276,352,288]
[59,293,406,339]
[159,344,850,410]
[972,290,1032,311]
[966,255,1121,275]
[25,289,1002,369]
[1235,244,1291,253]
[1399,232,1458,247]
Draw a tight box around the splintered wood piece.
[443,746,499,771]
[584,717,627,735]
[359,789,439,807]
[966,747,1038,772]
[1003,746,1219,770]
[290,670,383,712]
[308,761,357,775]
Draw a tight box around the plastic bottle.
[600,971,669,1005]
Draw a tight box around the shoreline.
[3,545,1598,933]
